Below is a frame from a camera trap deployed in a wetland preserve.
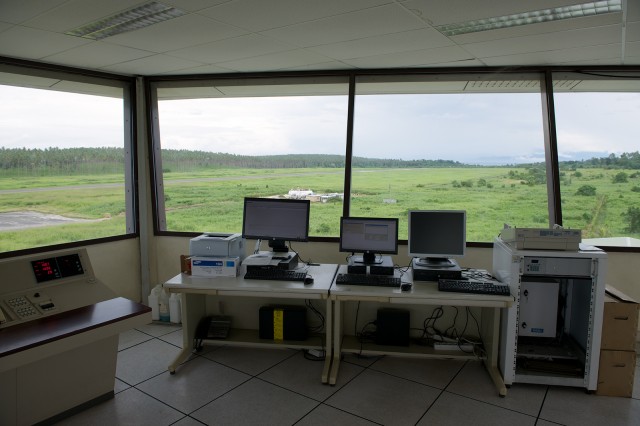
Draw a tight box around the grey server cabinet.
[492,237,607,391]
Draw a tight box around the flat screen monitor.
[339,217,398,264]
[242,197,310,252]
[408,210,466,268]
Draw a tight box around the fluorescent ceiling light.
[436,0,622,36]
[66,1,186,40]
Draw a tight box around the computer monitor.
[339,217,398,264]
[408,210,466,268]
[242,197,310,252]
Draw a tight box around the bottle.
[158,288,170,322]
[148,285,161,321]
[169,293,181,324]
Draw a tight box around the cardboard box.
[191,256,240,277]
[596,349,636,397]
[601,285,639,351]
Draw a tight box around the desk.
[163,263,338,382]
[329,266,514,396]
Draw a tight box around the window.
[0,65,135,255]
[553,72,640,247]
[151,77,349,237]
[351,75,546,241]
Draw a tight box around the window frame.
[0,57,138,259]
[147,66,640,252]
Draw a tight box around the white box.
[191,256,240,277]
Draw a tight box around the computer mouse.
[304,276,314,285]
[400,283,412,292]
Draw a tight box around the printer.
[189,233,246,260]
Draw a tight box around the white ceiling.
[0,0,638,76]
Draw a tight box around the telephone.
[194,315,232,350]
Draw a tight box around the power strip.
[433,342,474,352]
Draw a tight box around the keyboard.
[438,279,511,296]
[335,273,401,287]
[244,269,307,282]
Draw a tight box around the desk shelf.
[197,329,326,351]
[340,335,477,360]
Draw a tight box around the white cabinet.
[492,237,607,391]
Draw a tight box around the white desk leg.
[329,299,341,385]
[321,298,332,384]
[481,307,507,397]
[168,292,206,374]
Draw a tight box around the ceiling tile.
[168,34,294,64]
[308,28,453,60]
[103,14,247,53]
[627,21,640,43]
[0,26,90,60]
[166,0,231,13]
[155,63,235,75]
[344,45,474,68]
[481,43,622,66]
[217,49,336,72]
[43,41,154,69]
[101,54,206,75]
[463,25,622,59]
[0,0,68,25]
[199,0,392,32]
[262,4,425,47]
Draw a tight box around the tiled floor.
[57,324,640,426]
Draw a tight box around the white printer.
[189,233,246,260]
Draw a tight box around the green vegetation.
[1,148,640,252]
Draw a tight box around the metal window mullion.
[540,71,563,226]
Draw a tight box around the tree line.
[1,147,639,174]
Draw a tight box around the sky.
[1,84,639,165]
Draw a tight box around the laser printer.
[189,233,246,260]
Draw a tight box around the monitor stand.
[351,252,383,265]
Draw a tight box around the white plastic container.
[158,288,170,322]
[148,285,161,321]
[169,293,182,324]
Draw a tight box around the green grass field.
[1,166,639,252]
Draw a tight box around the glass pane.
[155,78,349,238]
[0,73,128,254]
[553,73,640,247]
[352,75,547,242]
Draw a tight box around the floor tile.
[56,387,185,426]
[202,345,297,375]
[326,369,440,425]
[157,328,184,348]
[118,329,153,351]
[114,378,130,394]
[445,360,547,417]
[296,404,379,425]
[116,338,182,385]
[172,416,207,426]
[258,350,363,400]
[136,322,182,337]
[190,378,318,426]
[417,392,537,426]
[369,356,465,389]
[136,356,250,414]
[540,386,640,426]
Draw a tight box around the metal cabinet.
[492,237,607,391]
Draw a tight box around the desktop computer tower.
[411,258,462,281]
